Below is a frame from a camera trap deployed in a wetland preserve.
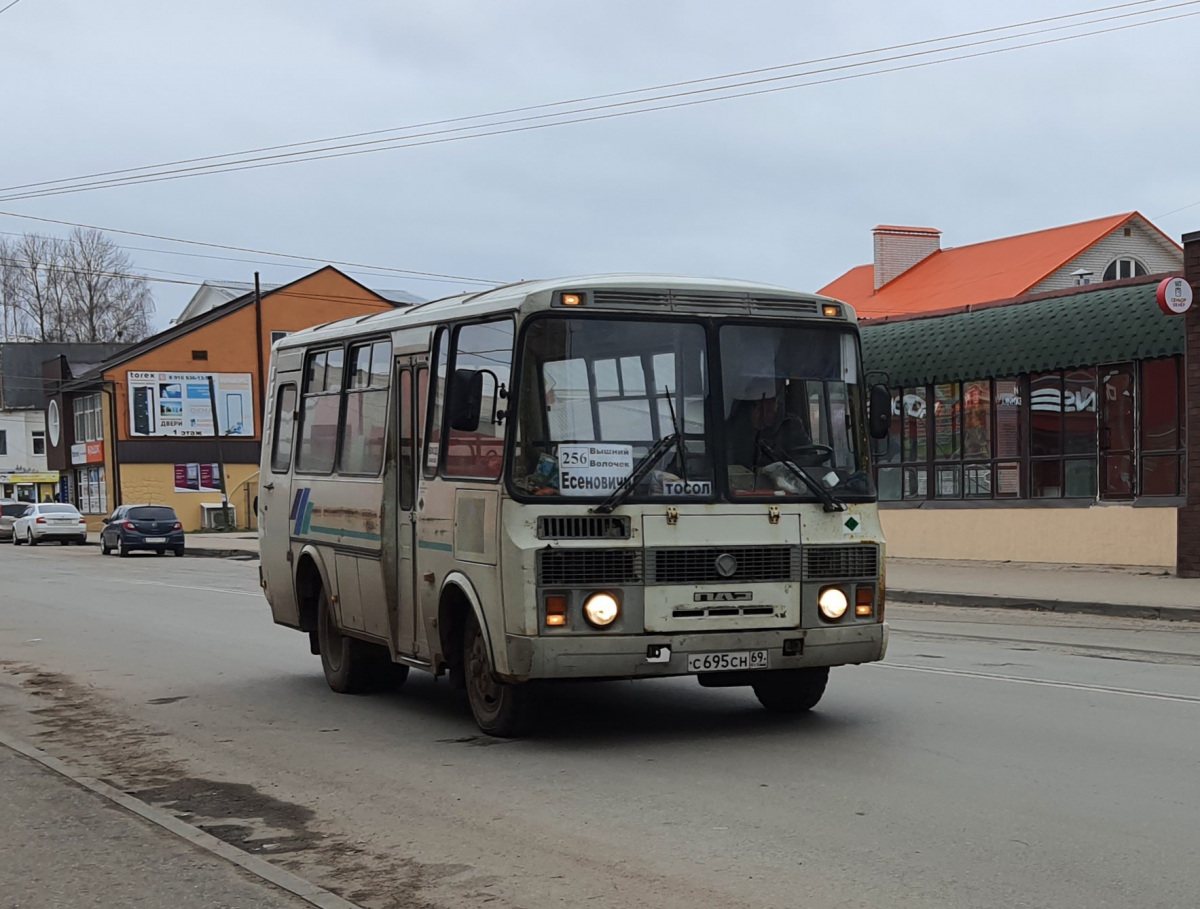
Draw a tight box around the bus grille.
[537,515,631,540]
[802,545,879,580]
[537,549,643,586]
[647,547,799,585]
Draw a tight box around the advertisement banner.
[128,372,254,437]
[174,463,223,493]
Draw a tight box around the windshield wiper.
[592,433,680,514]
[756,439,847,513]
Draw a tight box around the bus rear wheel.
[463,612,531,737]
[752,667,829,713]
[317,588,375,694]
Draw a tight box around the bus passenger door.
[260,377,302,627]
[395,361,426,657]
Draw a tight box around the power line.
[0,211,501,286]
[0,1,1194,203]
[0,0,1173,199]
[0,0,24,15]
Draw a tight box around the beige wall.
[880,505,1177,568]
[118,463,260,532]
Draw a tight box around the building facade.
[43,267,398,531]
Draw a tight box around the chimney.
[872,225,941,290]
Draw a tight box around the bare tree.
[0,229,154,343]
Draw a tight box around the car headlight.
[818,587,849,620]
[583,592,620,628]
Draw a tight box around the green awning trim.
[861,282,1185,388]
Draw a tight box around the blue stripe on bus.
[309,525,382,542]
[418,540,454,553]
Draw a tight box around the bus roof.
[276,273,850,349]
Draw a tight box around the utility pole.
[207,374,231,531]
[1178,231,1200,577]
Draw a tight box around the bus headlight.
[583,592,620,627]
[818,587,849,620]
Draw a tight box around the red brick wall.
[1178,231,1200,577]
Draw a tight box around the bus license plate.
[687,650,768,673]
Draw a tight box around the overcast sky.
[1,0,1196,329]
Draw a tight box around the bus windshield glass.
[511,317,713,500]
[720,323,872,499]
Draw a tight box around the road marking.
[875,662,1200,705]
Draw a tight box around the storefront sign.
[0,472,60,484]
[127,371,255,438]
[174,463,223,493]
[1156,277,1194,315]
[70,441,105,466]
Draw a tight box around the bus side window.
[339,340,391,475]
[424,329,448,477]
[270,385,297,473]
[445,320,514,480]
[297,349,342,474]
[399,369,414,509]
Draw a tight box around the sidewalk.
[0,744,316,909]
[888,557,1200,622]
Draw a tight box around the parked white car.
[11,503,89,546]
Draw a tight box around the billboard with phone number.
[127,372,254,437]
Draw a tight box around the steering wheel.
[783,442,835,465]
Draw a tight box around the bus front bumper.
[504,622,888,682]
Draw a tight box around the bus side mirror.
[869,384,891,439]
[449,369,485,432]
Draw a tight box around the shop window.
[1102,258,1147,282]
[270,385,297,473]
[1031,370,1097,499]
[296,348,343,474]
[0,430,6,455]
[339,340,391,475]
[444,320,514,480]
[1139,357,1183,496]
[32,431,45,456]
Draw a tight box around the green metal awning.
[860,281,1185,388]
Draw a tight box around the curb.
[889,589,1200,623]
[0,731,361,909]
[185,547,259,561]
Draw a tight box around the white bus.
[258,276,892,735]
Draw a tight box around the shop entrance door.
[1099,363,1136,500]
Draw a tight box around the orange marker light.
[822,304,840,318]
[561,293,583,306]
[546,595,568,627]
[855,587,874,617]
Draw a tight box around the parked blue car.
[100,505,185,557]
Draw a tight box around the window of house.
[270,385,298,473]
[296,348,343,474]
[444,320,514,480]
[0,429,6,456]
[1102,258,1147,282]
[271,331,289,345]
[1140,357,1183,496]
[338,340,391,475]
[31,431,45,456]
[72,393,103,442]
[192,350,208,361]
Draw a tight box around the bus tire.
[463,612,531,737]
[751,667,829,713]
[371,660,410,691]
[317,587,375,694]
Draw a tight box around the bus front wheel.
[752,667,829,713]
[317,588,375,694]
[463,613,531,737]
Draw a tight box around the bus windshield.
[511,315,873,502]
[719,323,872,499]
[511,317,712,500]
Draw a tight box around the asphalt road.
[1,542,1198,909]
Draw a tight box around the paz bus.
[258,275,892,736]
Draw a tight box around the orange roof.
[820,213,1174,319]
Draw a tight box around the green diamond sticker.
[844,516,860,532]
